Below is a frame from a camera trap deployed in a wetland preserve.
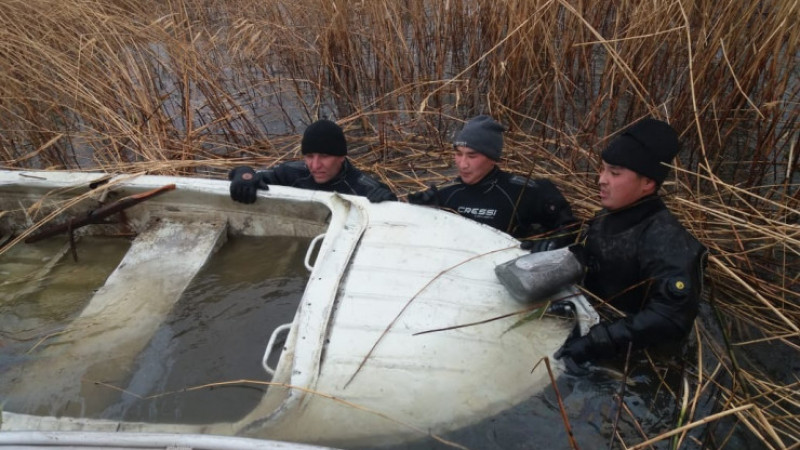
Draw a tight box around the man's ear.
[642,176,657,195]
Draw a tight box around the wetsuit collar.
[598,194,666,234]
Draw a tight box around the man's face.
[454,146,496,185]
[598,162,656,210]
[304,153,345,184]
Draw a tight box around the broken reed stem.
[609,343,634,449]
[543,357,580,450]
[710,256,799,334]
[345,245,519,388]
[628,404,754,450]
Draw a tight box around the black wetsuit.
[410,167,577,240]
[573,195,707,361]
[256,159,396,200]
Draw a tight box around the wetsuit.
[561,195,707,363]
[255,159,396,200]
[409,167,577,240]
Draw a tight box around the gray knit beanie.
[453,115,505,161]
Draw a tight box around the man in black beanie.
[229,119,396,203]
[407,115,578,247]
[555,118,707,366]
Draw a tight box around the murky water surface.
[0,235,310,423]
[0,236,129,347]
[108,235,310,423]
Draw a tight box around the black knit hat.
[453,115,505,161]
[601,118,679,184]
[301,119,347,156]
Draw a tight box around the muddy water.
[0,235,310,423]
[0,236,130,347]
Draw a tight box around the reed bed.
[1,0,797,448]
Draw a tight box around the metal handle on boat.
[262,323,292,377]
[304,233,325,272]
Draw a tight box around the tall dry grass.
[0,0,797,448]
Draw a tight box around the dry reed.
[1,0,797,448]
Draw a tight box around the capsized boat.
[0,170,593,448]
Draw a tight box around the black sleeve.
[352,173,397,200]
[533,179,577,230]
[600,223,706,353]
[369,184,398,201]
[516,179,579,246]
[256,161,306,188]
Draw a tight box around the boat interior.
[0,171,343,428]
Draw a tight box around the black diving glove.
[555,322,615,365]
[407,185,439,206]
[367,187,397,203]
[229,166,262,204]
[554,334,593,365]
